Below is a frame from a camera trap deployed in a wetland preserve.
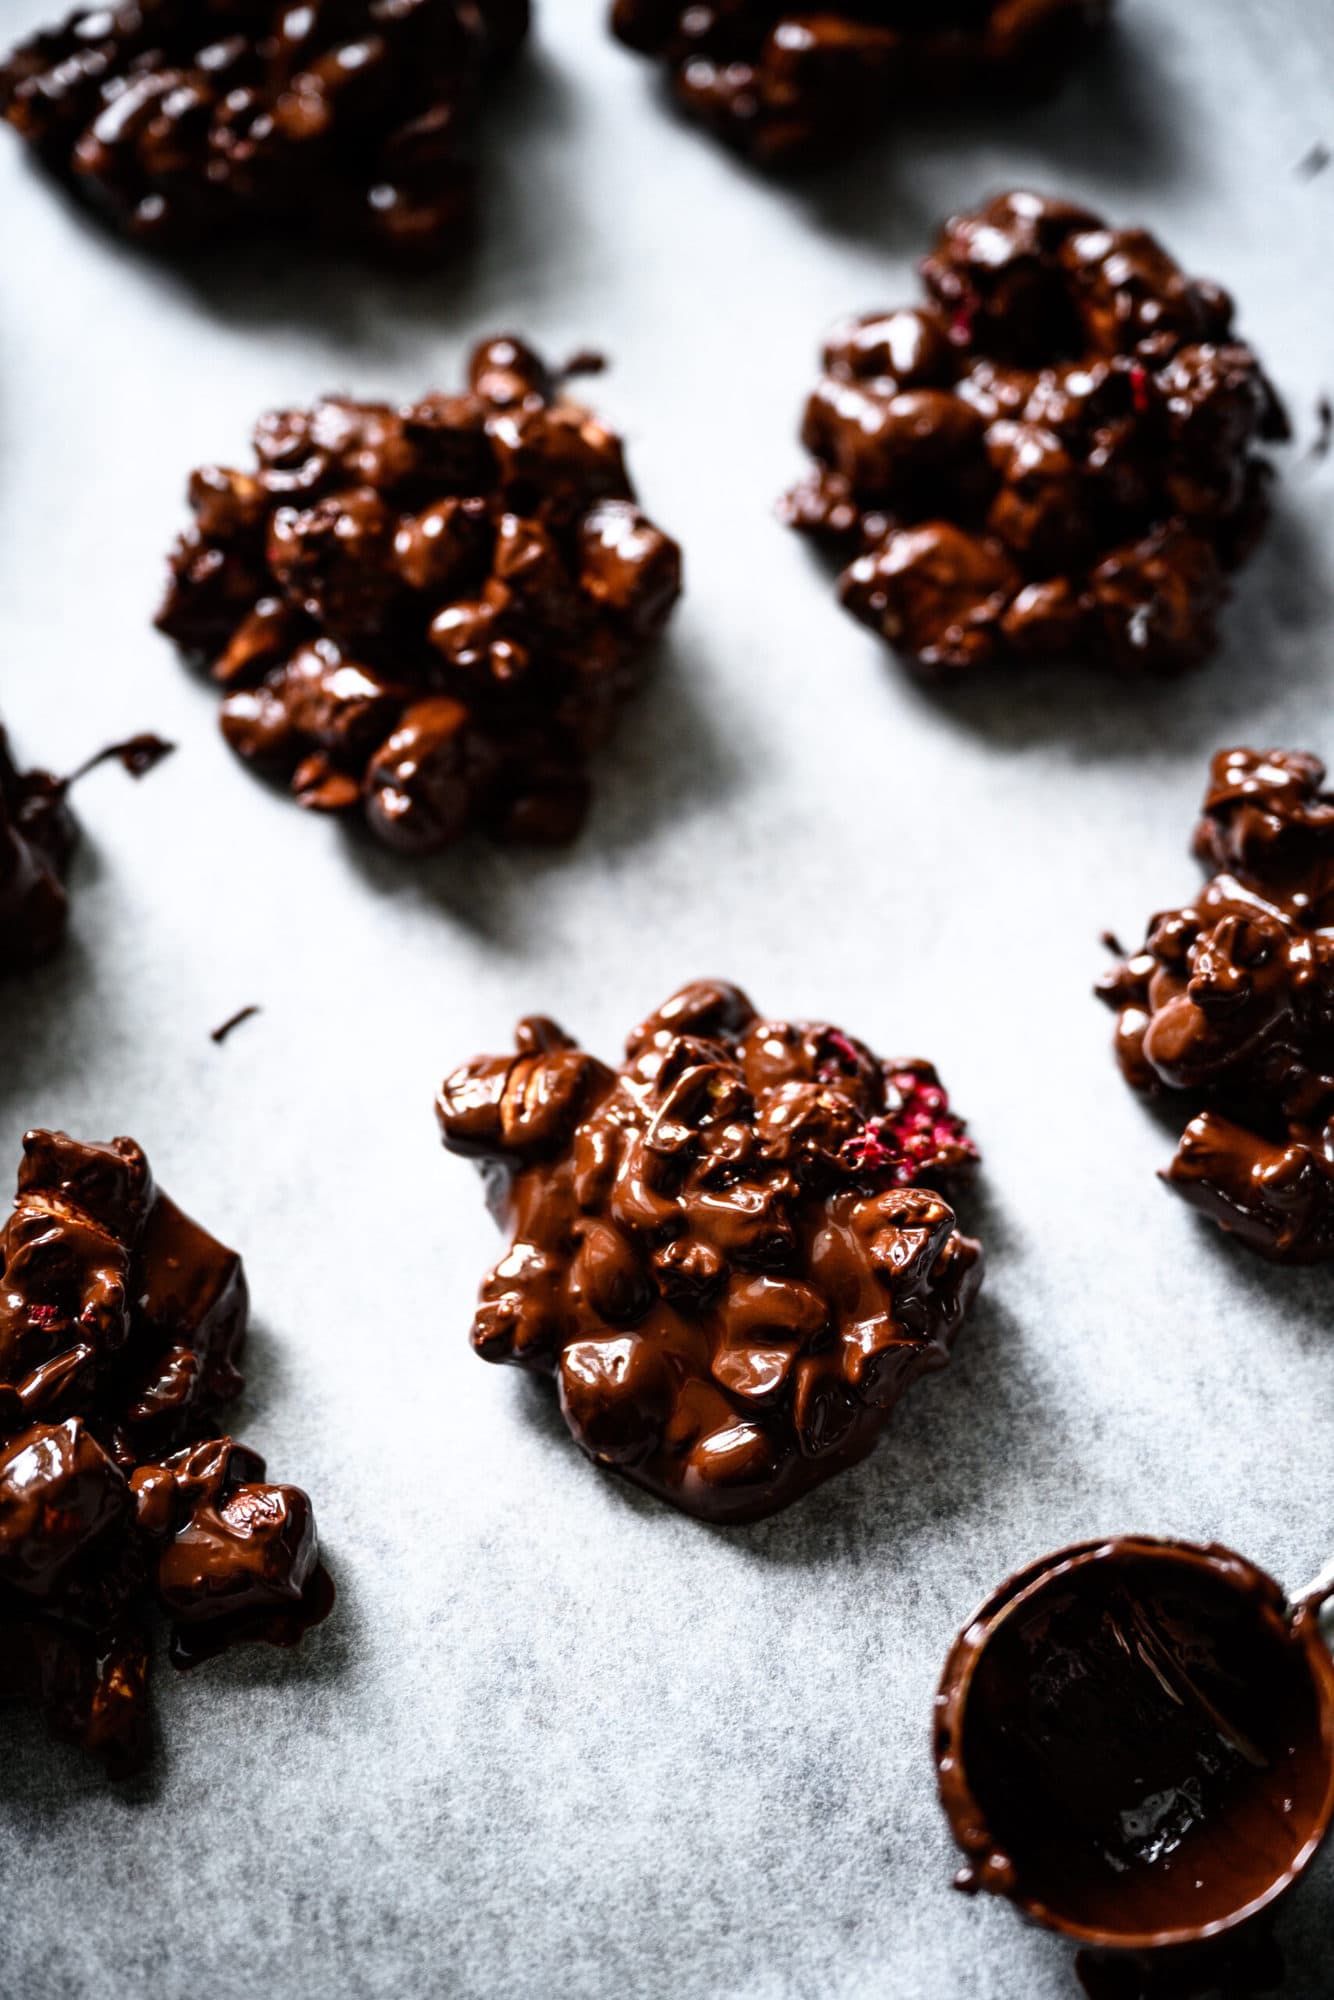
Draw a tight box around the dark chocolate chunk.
[0,0,527,263]
[1097,748,1334,1263]
[610,0,1108,169]
[935,1536,1334,1994]
[781,191,1288,679]
[438,980,982,1522]
[158,337,683,856]
[0,1130,331,1773]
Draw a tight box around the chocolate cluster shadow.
[333,626,742,945]
[761,16,1190,258]
[797,491,1332,764]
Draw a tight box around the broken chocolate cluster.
[439,980,982,1522]
[0,731,76,977]
[610,0,1108,169]
[1098,749,1334,1263]
[0,0,527,262]
[157,336,683,854]
[782,191,1288,678]
[0,1130,330,1773]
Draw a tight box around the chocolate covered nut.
[782,192,1287,680]
[0,1131,330,1772]
[158,339,683,856]
[0,0,528,263]
[1097,749,1334,1262]
[439,981,982,1522]
[610,1,1107,169]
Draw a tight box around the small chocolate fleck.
[1100,930,1125,956]
[210,1005,261,1046]
[1309,394,1333,464]
[1297,141,1331,178]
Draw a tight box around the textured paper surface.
[2,2,1333,1993]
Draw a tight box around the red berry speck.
[1129,363,1150,415]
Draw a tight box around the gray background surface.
[2,1,1333,1994]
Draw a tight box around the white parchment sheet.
[2,2,1333,1994]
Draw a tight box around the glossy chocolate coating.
[0,728,76,976]
[781,191,1288,678]
[0,0,527,264]
[1098,748,1334,1263]
[611,1,1107,170]
[438,980,982,1523]
[936,1538,1334,1996]
[0,1130,330,1773]
[157,336,683,855]
[0,725,174,977]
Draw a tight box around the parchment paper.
[2,2,1333,1993]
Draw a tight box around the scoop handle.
[1291,1552,1334,1620]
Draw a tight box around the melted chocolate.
[0,1131,331,1773]
[0,723,175,977]
[781,191,1287,679]
[611,1,1107,169]
[936,1538,1334,1995]
[157,336,683,855]
[438,980,982,1523]
[1098,748,1334,1262]
[0,728,75,975]
[0,0,528,264]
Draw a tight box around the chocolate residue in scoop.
[936,1538,1334,1986]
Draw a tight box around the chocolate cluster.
[610,1,1107,169]
[1098,749,1334,1263]
[782,191,1288,678]
[0,1130,331,1773]
[0,0,527,262]
[157,337,683,854]
[439,980,982,1522]
[0,730,76,977]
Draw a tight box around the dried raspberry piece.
[438,981,982,1522]
[1097,749,1334,1263]
[157,337,683,856]
[610,1,1108,169]
[782,192,1288,680]
[0,0,527,263]
[0,1130,331,1772]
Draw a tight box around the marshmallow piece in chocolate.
[0,1130,330,1773]
[438,981,982,1523]
[782,191,1287,679]
[1098,748,1334,1263]
[610,1,1108,170]
[157,337,683,856]
[935,1537,1334,1996]
[0,0,528,264]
